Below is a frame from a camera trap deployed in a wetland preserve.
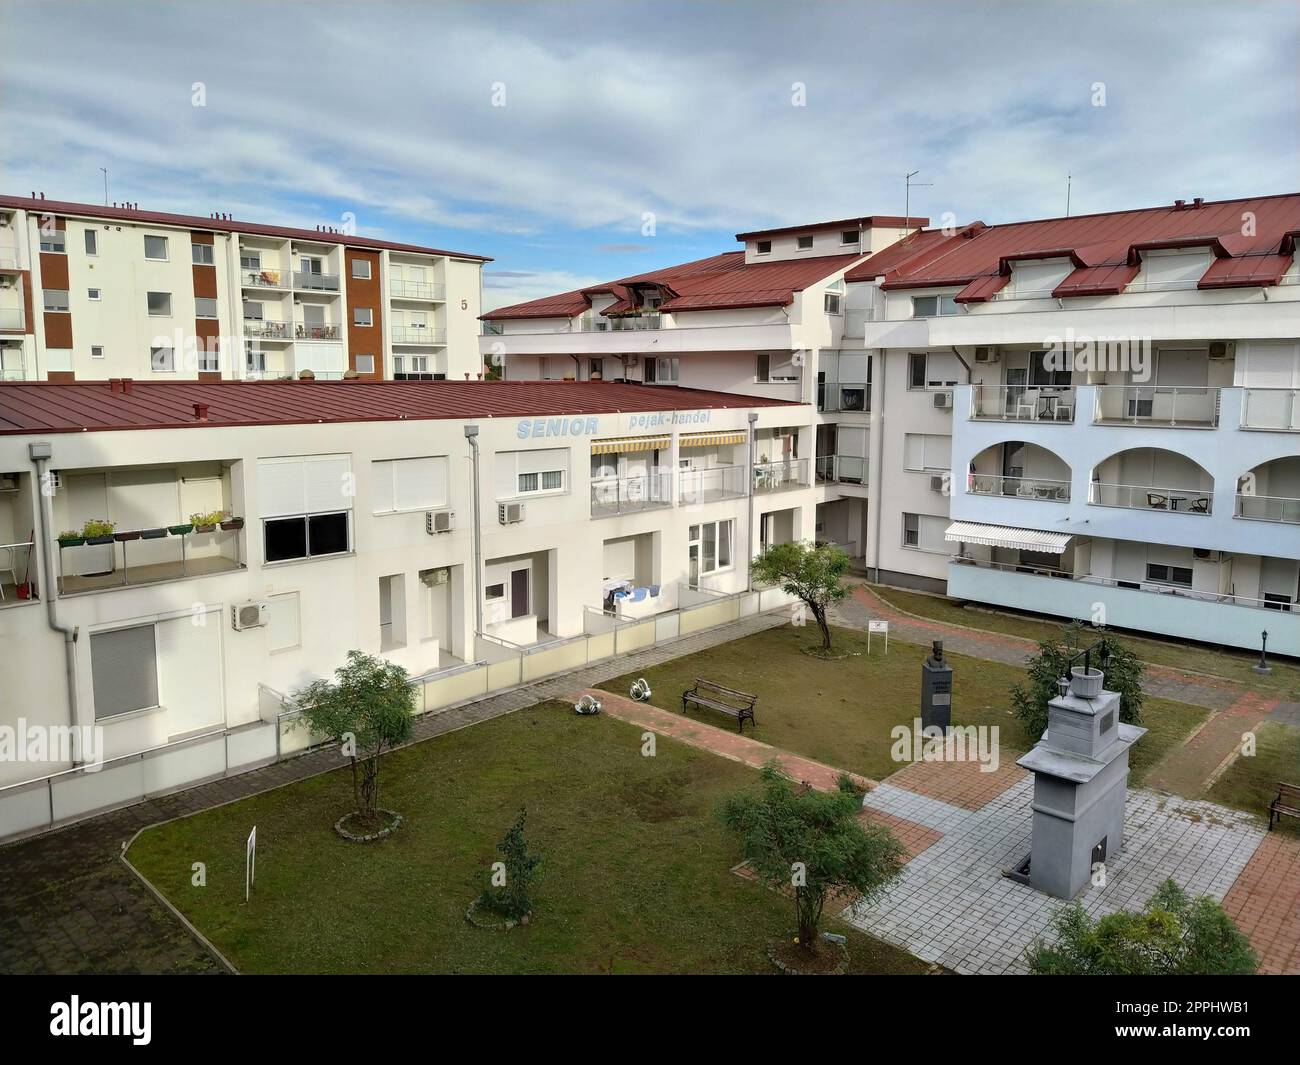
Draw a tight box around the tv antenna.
[99,167,108,206]
[1066,173,1072,217]
[904,170,933,234]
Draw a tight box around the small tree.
[1011,621,1144,738]
[1028,879,1257,975]
[292,650,415,826]
[722,764,905,954]
[479,808,541,920]
[752,541,851,652]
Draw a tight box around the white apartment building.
[483,196,1300,657]
[0,378,799,839]
[0,193,490,385]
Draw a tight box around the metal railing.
[391,326,447,344]
[293,271,340,292]
[1088,481,1212,514]
[591,471,674,517]
[753,458,810,492]
[818,382,870,413]
[1093,385,1219,427]
[243,318,292,340]
[970,384,1076,422]
[1235,493,1300,524]
[294,321,341,341]
[56,525,244,593]
[843,308,876,337]
[241,268,287,289]
[969,473,1070,501]
[677,464,747,504]
[0,539,36,603]
[815,455,868,485]
[575,313,662,332]
[1240,388,1300,431]
[389,279,446,301]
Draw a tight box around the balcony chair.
[1146,493,1169,510]
[0,543,19,599]
[1052,399,1073,421]
[1189,497,1210,514]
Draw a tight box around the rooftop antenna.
[1065,173,1072,218]
[99,167,108,207]
[904,170,932,235]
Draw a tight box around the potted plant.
[57,530,85,548]
[220,515,244,531]
[140,527,168,539]
[168,523,193,536]
[82,520,115,545]
[190,509,225,533]
[114,528,140,542]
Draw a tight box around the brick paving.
[1221,831,1300,975]
[1143,690,1278,797]
[885,756,1026,811]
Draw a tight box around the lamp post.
[1254,630,1271,675]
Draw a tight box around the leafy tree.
[1027,879,1257,975]
[292,650,415,825]
[752,541,851,651]
[1011,621,1144,738]
[479,808,541,920]
[722,763,905,953]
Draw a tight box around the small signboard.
[868,618,889,653]
[245,825,257,903]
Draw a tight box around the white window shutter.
[304,455,352,512]
[372,461,396,514]
[258,458,307,517]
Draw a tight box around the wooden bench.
[682,679,757,734]
[1269,782,1300,830]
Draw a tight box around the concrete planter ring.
[334,808,402,843]
[465,896,532,930]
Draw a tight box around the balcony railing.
[1093,385,1219,427]
[241,268,287,289]
[1235,493,1300,524]
[1241,388,1300,431]
[590,471,674,518]
[843,308,876,337]
[0,245,20,271]
[576,313,662,332]
[390,280,446,301]
[678,464,747,504]
[1088,481,1212,514]
[391,326,447,344]
[243,318,292,340]
[294,271,340,292]
[970,385,1076,422]
[815,455,868,485]
[969,473,1070,501]
[294,322,341,341]
[818,382,870,413]
[0,308,24,331]
[56,525,244,594]
[753,458,810,493]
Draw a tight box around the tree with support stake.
[752,541,851,653]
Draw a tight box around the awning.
[679,430,748,449]
[590,434,671,455]
[945,521,1072,553]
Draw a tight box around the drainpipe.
[464,425,483,635]
[869,356,885,582]
[28,442,82,762]
[746,411,758,590]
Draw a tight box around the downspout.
[746,411,758,590]
[950,345,972,383]
[870,356,885,582]
[463,426,484,635]
[28,442,82,762]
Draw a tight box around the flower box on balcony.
[57,534,85,548]
[114,530,140,542]
[220,517,245,531]
[140,528,168,540]
[168,524,194,536]
[194,523,217,533]
[86,535,114,546]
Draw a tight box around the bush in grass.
[752,541,851,652]
[722,763,904,954]
[292,650,414,827]
[1027,879,1256,975]
[478,808,541,920]
[1011,621,1144,738]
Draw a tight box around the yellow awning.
[591,434,671,455]
[679,430,748,449]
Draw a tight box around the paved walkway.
[0,611,785,974]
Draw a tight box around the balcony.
[969,473,1070,502]
[1236,494,1300,524]
[0,308,24,331]
[678,465,747,504]
[815,455,868,485]
[970,385,1076,423]
[576,313,662,332]
[1089,481,1212,515]
[56,524,244,595]
[753,458,811,494]
[391,326,447,345]
[390,280,446,301]
[293,271,340,293]
[243,318,293,341]
[241,268,288,290]
[0,244,19,271]
[1241,388,1300,431]
[294,321,341,342]
[590,471,674,518]
[1093,385,1219,428]
[818,382,870,413]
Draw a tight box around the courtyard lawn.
[126,701,928,975]
[868,584,1300,699]
[601,623,1207,787]
[1208,721,1300,835]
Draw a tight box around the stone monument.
[920,640,953,732]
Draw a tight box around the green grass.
[127,702,929,975]
[1208,721,1300,834]
[869,584,1300,698]
[601,623,1207,787]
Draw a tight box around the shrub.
[1011,621,1144,738]
[478,808,541,920]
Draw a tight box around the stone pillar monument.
[1014,664,1146,900]
[920,640,953,732]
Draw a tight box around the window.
[246,347,266,373]
[909,353,927,389]
[796,235,813,250]
[903,513,919,547]
[144,235,168,260]
[518,469,564,494]
[903,433,952,471]
[411,356,428,373]
[147,291,171,316]
[902,512,947,552]
[353,307,373,327]
[258,454,354,563]
[907,352,961,389]
[689,520,733,576]
[372,456,448,513]
[197,347,219,372]
[824,292,842,315]
[351,259,371,280]
[87,287,101,301]
[43,289,69,312]
[486,583,506,601]
[355,354,375,374]
[1146,563,1193,587]
[240,253,261,271]
[755,240,772,255]
[150,345,175,372]
[195,297,218,319]
[497,448,567,499]
[392,355,404,374]
[39,229,66,253]
[242,299,263,320]
[644,357,679,384]
[90,345,105,359]
[191,243,214,265]
[1264,593,1294,611]
[756,352,797,383]
[912,294,961,317]
[840,230,859,245]
[1029,349,1072,387]
[84,230,98,255]
[90,624,159,719]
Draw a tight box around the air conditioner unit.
[419,566,450,587]
[1192,548,1222,562]
[231,600,269,631]
[498,501,525,525]
[929,474,947,492]
[932,390,953,410]
[425,509,454,534]
[1207,340,1235,360]
[973,346,1000,363]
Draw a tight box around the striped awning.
[679,430,748,449]
[590,434,671,455]
[945,521,1072,553]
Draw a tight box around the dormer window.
[797,235,814,250]
[841,230,859,245]
[755,240,772,255]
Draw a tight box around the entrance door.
[510,568,529,618]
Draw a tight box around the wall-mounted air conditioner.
[929,474,947,492]
[932,390,953,410]
[426,509,454,534]
[231,600,269,631]
[1208,341,1235,360]
[419,567,450,587]
[498,501,525,525]
[973,346,1000,363]
[1192,548,1222,563]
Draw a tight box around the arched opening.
[967,440,1071,501]
[1089,447,1213,514]
[1236,456,1300,524]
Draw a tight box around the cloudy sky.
[1,0,1295,309]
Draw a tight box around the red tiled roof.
[0,380,801,436]
[865,194,1300,298]
[0,194,492,262]
[842,228,957,282]
[734,215,928,241]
